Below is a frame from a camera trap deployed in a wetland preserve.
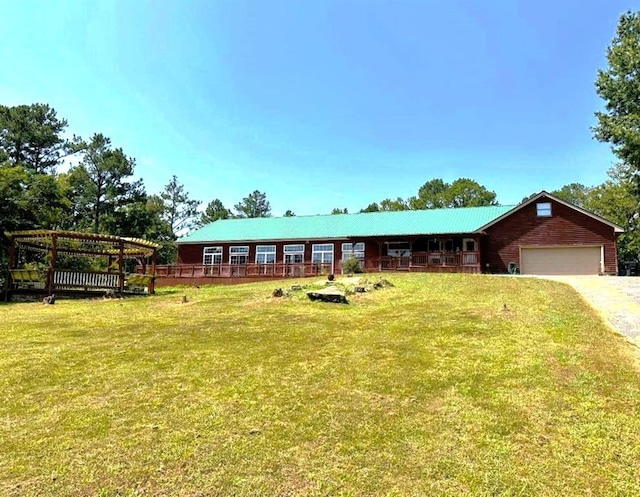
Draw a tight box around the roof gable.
[178,205,515,244]
[477,191,625,233]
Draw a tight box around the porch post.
[49,233,58,296]
[409,237,413,269]
[118,241,125,294]
[5,238,17,301]
[150,248,157,294]
[8,238,17,269]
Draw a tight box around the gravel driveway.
[541,276,640,347]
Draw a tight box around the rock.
[355,286,366,293]
[104,289,117,299]
[307,286,348,304]
[290,285,302,291]
[373,278,394,290]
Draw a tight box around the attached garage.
[481,192,623,275]
[520,246,602,275]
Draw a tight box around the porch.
[152,249,481,286]
[370,250,480,272]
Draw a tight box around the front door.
[387,241,410,267]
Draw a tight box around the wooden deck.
[154,262,334,279]
[152,251,482,286]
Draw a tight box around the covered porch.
[366,235,482,273]
[3,230,159,301]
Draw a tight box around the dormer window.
[536,202,552,217]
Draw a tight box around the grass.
[1,273,640,496]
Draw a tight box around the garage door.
[520,246,602,275]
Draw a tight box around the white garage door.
[520,246,602,275]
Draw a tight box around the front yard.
[1,274,639,495]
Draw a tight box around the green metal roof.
[178,205,516,244]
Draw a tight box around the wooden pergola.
[4,230,159,300]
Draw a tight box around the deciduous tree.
[409,178,448,209]
[550,183,591,208]
[378,198,409,211]
[445,178,498,207]
[586,165,639,263]
[593,11,640,262]
[594,11,640,176]
[409,178,497,209]
[360,202,380,213]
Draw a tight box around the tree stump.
[306,286,347,304]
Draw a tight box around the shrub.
[341,256,364,274]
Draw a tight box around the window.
[203,246,222,265]
[463,238,476,252]
[312,243,334,264]
[255,245,276,264]
[284,244,304,264]
[229,246,249,265]
[342,242,365,261]
[537,202,552,217]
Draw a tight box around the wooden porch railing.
[152,252,480,279]
[154,262,334,278]
[368,251,479,271]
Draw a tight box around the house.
[167,191,622,283]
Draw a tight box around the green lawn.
[1,274,640,496]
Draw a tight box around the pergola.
[4,230,159,299]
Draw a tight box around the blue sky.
[0,0,632,215]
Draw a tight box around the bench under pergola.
[3,230,159,300]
